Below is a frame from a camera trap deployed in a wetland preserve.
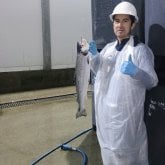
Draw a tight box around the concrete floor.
[0,86,102,165]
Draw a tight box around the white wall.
[0,0,92,72]
[0,0,43,72]
[50,0,92,69]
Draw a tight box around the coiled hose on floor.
[61,144,88,165]
[31,127,93,165]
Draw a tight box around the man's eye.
[124,19,129,22]
[114,20,120,23]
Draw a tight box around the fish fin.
[76,109,87,118]
[87,56,89,64]
[77,42,81,53]
[73,71,76,85]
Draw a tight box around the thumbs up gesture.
[120,55,138,76]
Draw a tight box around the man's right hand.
[89,41,98,55]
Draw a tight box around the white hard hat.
[109,1,138,22]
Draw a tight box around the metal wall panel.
[0,0,43,72]
[145,1,165,164]
[145,0,165,85]
[50,0,92,69]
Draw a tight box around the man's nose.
[117,22,123,27]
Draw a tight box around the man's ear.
[131,22,136,30]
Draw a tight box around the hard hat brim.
[109,13,138,22]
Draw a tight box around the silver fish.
[75,39,90,118]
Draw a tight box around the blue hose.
[76,148,88,165]
[61,144,88,165]
[31,127,93,165]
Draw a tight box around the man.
[88,1,158,165]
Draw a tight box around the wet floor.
[0,86,102,165]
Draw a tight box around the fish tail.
[76,109,87,118]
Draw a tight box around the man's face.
[113,14,135,42]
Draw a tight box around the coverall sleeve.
[89,44,110,75]
[89,52,100,75]
[134,45,158,89]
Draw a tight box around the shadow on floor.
[65,130,103,165]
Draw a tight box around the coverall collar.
[115,37,130,51]
[115,35,140,51]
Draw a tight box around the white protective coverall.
[90,36,158,165]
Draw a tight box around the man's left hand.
[120,55,138,76]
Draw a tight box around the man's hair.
[129,15,136,24]
[112,15,136,24]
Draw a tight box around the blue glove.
[120,55,138,76]
[89,41,97,55]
